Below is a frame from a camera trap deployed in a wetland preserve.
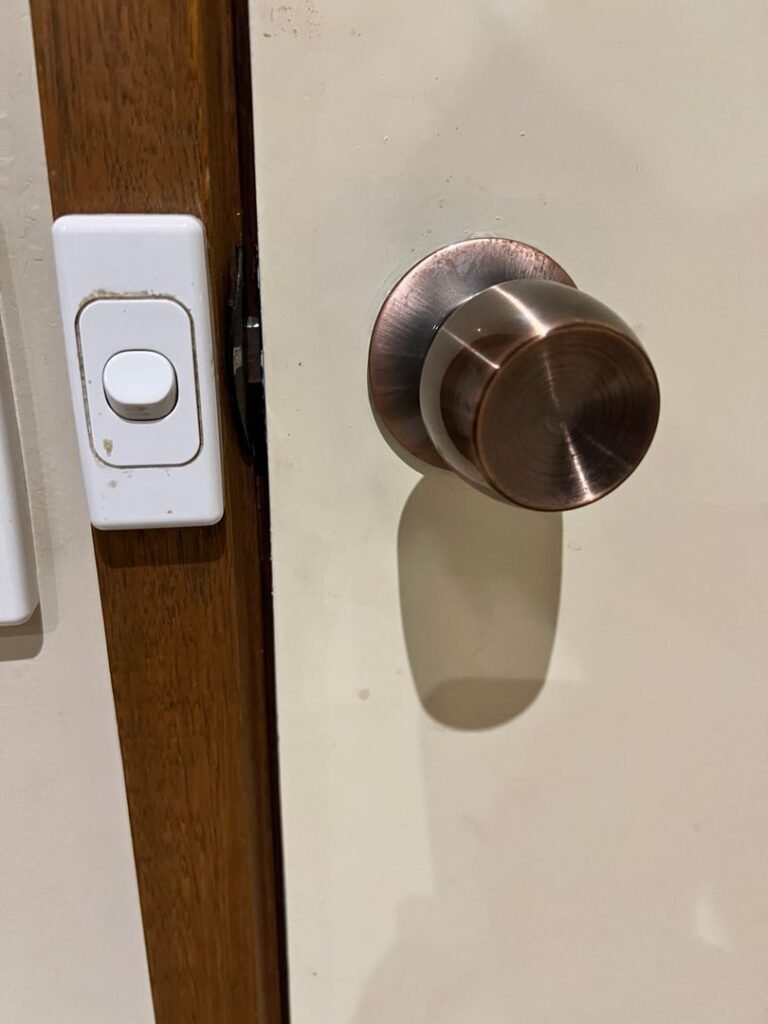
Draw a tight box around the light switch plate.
[52,214,224,529]
[0,347,38,625]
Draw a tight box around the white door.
[248,2,768,1020]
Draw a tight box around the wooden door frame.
[28,2,285,1022]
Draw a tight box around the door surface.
[249,1,768,1020]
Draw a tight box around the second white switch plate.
[0,341,38,625]
[52,214,223,529]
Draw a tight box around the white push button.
[103,350,178,421]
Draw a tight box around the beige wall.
[0,4,154,1021]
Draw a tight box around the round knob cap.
[369,238,660,511]
[103,349,178,421]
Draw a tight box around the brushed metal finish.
[368,238,574,467]
[369,238,660,511]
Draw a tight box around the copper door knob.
[368,238,660,511]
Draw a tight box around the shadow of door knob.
[369,238,660,511]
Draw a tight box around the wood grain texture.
[29,2,284,1022]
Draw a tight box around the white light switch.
[103,350,177,421]
[52,215,223,529]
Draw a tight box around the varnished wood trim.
[29,2,284,1021]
